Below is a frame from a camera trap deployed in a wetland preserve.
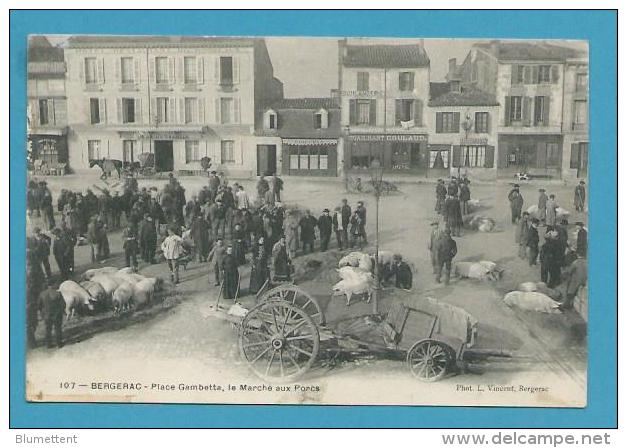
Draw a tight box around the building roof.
[428,82,499,107]
[256,102,341,139]
[474,40,586,62]
[28,36,64,62]
[341,44,430,68]
[269,98,339,110]
[66,35,258,49]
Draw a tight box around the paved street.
[25,173,587,406]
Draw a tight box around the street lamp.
[369,157,384,314]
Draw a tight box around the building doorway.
[257,144,277,176]
[154,140,174,172]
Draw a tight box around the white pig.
[82,266,118,281]
[112,282,135,314]
[332,266,375,306]
[58,280,95,319]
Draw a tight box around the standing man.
[299,210,318,254]
[51,228,72,280]
[436,229,457,285]
[272,236,292,282]
[207,238,226,287]
[122,224,139,271]
[509,188,524,224]
[33,227,52,280]
[39,283,66,349]
[545,194,559,227]
[161,225,185,284]
[317,208,333,252]
[190,213,211,263]
[428,221,442,274]
[537,188,548,223]
[26,244,45,347]
[574,181,586,212]
[221,245,240,301]
[340,198,351,247]
[575,221,588,258]
[236,185,250,211]
[355,201,368,245]
[391,254,412,290]
[139,213,157,264]
[526,218,540,266]
[516,211,530,260]
[256,175,269,204]
[435,179,447,215]
[444,194,463,237]
[332,206,345,250]
[539,231,563,288]
[459,180,471,215]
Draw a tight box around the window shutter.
[115,58,121,83]
[116,98,122,123]
[79,59,85,83]
[409,73,415,91]
[522,97,532,126]
[178,57,185,84]
[369,99,376,125]
[485,112,491,133]
[414,99,423,126]
[198,98,205,123]
[170,96,177,123]
[551,65,560,84]
[135,98,142,123]
[150,98,157,124]
[215,98,220,123]
[543,96,550,127]
[197,57,204,84]
[97,58,105,84]
[233,57,240,84]
[452,145,461,167]
[536,142,547,168]
[510,64,518,84]
[485,145,495,168]
[234,98,241,123]
[264,111,271,129]
[214,57,220,84]
[169,58,176,84]
[48,99,55,125]
[436,112,443,133]
[322,110,328,129]
[99,98,106,123]
[570,143,579,169]
[395,99,402,126]
[453,112,461,133]
[504,96,511,126]
[134,58,141,84]
[532,65,539,84]
[349,99,357,125]
[178,98,185,123]
[149,57,156,84]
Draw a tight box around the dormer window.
[264,109,277,130]
[313,108,329,129]
[450,81,461,93]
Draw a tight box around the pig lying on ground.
[112,282,134,314]
[339,252,373,272]
[58,280,95,319]
[82,266,118,280]
[79,280,108,310]
[332,266,376,306]
[503,291,561,313]
[464,215,497,232]
[455,261,503,281]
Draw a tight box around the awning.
[283,138,338,146]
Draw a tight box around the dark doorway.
[154,140,174,172]
[257,145,277,176]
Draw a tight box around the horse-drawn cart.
[210,282,475,383]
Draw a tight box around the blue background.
[9,10,617,428]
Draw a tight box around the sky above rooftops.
[43,35,587,97]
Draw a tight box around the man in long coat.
[139,213,158,263]
[39,283,66,348]
[317,208,333,252]
[272,236,292,282]
[249,237,270,294]
[355,201,368,244]
[539,231,563,288]
[391,254,412,290]
[52,228,72,280]
[575,221,588,258]
[526,218,540,266]
[459,180,471,215]
[428,221,442,274]
[340,199,351,246]
[299,210,318,254]
[545,194,559,227]
[284,212,299,259]
[515,212,530,260]
[190,214,211,262]
[435,180,447,215]
[436,229,457,285]
[208,238,226,286]
[574,181,586,212]
[509,189,524,224]
[221,246,240,300]
[444,195,463,237]
[537,188,548,222]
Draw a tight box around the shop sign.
[350,134,427,143]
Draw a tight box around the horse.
[89,158,123,179]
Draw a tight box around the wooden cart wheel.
[259,285,325,325]
[406,339,453,382]
[239,300,320,382]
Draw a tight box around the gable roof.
[429,82,499,107]
[28,36,64,62]
[475,41,585,62]
[341,44,430,68]
[269,98,339,110]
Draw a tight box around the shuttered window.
[474,112,489,133]
[184,97,197,124]
[156,97,169,123]
[395,99,415,125]
[220,57,233,85]
[510,96,522,122]
[357,72,369,91]
[90,98,100,124]
[84,57,98,84]
[534,96,547,126]
[399,72,414,91]
[87,140,101,160]
[574,100,587,125]
[221,140,235,163]
[184,56,197,84]
[436,112,460,133]
[185,140,200,163]
[122,98,135,123]
[546,143,560,167]
[220,98,233,124]
[461,146,486,167]
[357,100,371,125]
[123,140,135,163]
[121,57,134,84]
[538,65,551,83]
[155,57,169,84]
[38,99,49,125]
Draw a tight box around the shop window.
[461,146,486,167]
[399,72,414,91]
[185,140,200,163]
[39,139,59,165]
[87,140,101,160]
[38,99,49,125]
[391,143,410,170]
[121,57,134,84]
[429,150,449,169]
[289,146,329,171]
[123,140,135,163]
[474,112,489,133]
[357,72,369,91]
[221,140,235,163]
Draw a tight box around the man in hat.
[508,185,524,224]
[459,179,471,215]
[515,212,530,260]
[221,245,240,300]
[537,188,548,222]
[317,208,333,252]
[545,194,559,227]
[190,212,211,263]
[391,254,412,290]
[574,181,586,212]
[249,237,270,294]
[444,194,463,236]
[122,224,139,271]
[139,212,158,263]
[332,206,345,250]
[428,220,442,274]
[33,227,52,280]
[26,243,45,347]
[161,225,184,284]
[340,199,351,246]
[526,218,540,266]
[540,230,564,288]
[435,179,447,215]
[236,185,250,211]
[272,235,292,282]
[355,201,368,244]
[39,281,66,348]
[51,227,72,280]
[207,238,226,286]
[436,229,457,285]
[299,209,318,254]
[575,221,588,258]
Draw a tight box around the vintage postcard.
[24,35,588,407]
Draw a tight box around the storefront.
[497,134,563,179]
[281,138,338,177]
[344,134,428,175]
[29,133,68,168]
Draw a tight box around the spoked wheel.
[259,285,325,325]
[406,339,453,382]
[239,300,320,382]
